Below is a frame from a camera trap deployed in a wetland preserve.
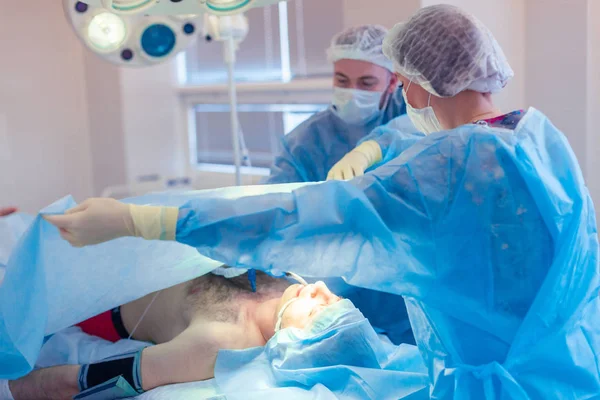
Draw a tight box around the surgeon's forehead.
[334,59,388,77]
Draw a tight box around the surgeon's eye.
[362,76,381,87]
[335,78,350,87]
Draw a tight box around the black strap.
[111,306,130,339]
[78,350,144,394]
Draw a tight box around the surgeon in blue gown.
[265,24,407,184]
[263,24,416,345]
[47,5,600,399]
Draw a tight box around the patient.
[9,270,341,399]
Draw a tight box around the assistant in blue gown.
[171,108,600,398]
[265,89,406,184]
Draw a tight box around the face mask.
[331,87,384,125]
[402,83,443,135]
[274,299,360,337]
[274,297,299,332]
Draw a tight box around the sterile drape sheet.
[0,183,314,379]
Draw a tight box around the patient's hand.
[9,365,79,400]
[0,207,17,217]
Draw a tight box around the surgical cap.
[327,25,393,71]
[382,4,514,97]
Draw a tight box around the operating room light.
[76,0,290,17]
[171,14,200,21]
[87,12,127,51]
[140,24,177,58]
[65,0,203,67]
[205,0,252,12]
[102,0,155,13]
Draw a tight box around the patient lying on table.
[9,269,341,399]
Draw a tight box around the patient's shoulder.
[187,319,265,350]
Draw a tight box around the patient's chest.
[125,273,288,345]
[122,281,192,344]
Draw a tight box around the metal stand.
[224,35,242,186]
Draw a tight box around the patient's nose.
[314,281,339,303]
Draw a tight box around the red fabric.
[76,310,121,343]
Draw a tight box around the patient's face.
[276,281,341,330]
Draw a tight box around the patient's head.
[275,281,341,331]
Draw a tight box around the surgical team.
[4,3,600,399]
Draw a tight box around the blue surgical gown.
[265,90,414,344]
[174,108,600,398]
[265,89,407,184]
[360,114,424,166]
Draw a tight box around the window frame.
[176,76,333,176]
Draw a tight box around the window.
[192,103,327,169]
[184,5,283,84]
[183,0,344,84]
[179,0,342,172]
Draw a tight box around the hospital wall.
[523,0,600,205]
[586,0,600,206]
[0,1,94,213]
[524,0,589,178]
[342,0,420,28]
[83,54,127,196]
[119,65,187,186]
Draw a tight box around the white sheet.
[0,379,13,400]
[137,381,222,400]
[30,327,395,399]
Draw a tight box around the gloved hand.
[43,198,135,247]
[0,207,18,217]
[327,140,382,181]
[44,198,180,247]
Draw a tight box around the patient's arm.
[142,320,255,390]
[10,325,221,399]
[140,324,220,390]
[9,365,79,400]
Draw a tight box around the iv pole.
[224,35,242,186]
[204,14,249,186]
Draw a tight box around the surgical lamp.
[63,0,290,67]
[63,0,203,66]
[77,0,289,16]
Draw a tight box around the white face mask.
[331,87,384,125]
[274,297,299,332]
[402,83,443,135]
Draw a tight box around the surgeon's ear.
[387,73,399,93]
